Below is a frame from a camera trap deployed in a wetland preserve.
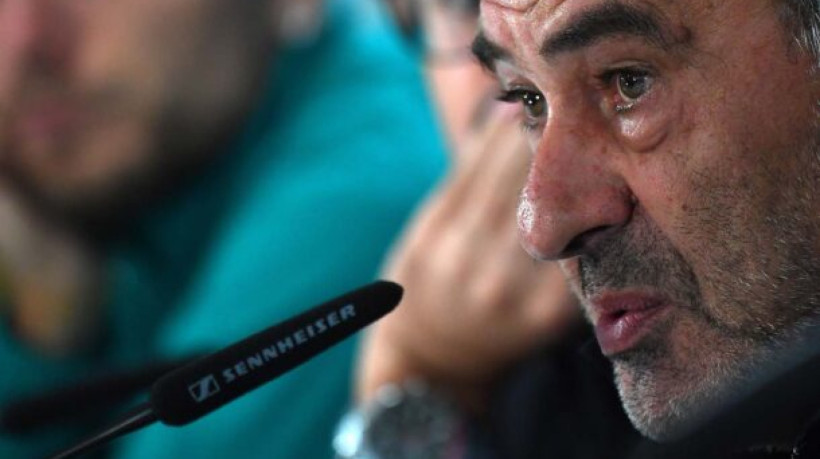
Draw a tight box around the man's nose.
[518,114,634,261]
[0,0,77,77]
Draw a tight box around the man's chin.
[612,359,726,443]
[2,158,161,237]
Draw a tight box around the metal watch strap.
[333,379,467,459]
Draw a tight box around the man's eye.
[497,88,548,125]
[613,69,654,103]
[519,91,546,118]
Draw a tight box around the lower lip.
[595,304,668,356]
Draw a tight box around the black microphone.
[49,280,402,459]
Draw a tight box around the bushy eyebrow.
[541,2,676,59]
[472,1,687,74]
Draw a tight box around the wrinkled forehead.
[477,0,702,65]
[478,0,565,62]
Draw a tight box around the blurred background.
[0,0,578,457]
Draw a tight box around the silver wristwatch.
[333,379,467,459]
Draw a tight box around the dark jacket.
[470,326,641,459]
[634,355,820,459]
[473,328,820,459]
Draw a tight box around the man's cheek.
[626,140,717,271]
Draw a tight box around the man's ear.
[272,0,324,46]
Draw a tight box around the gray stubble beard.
[578,147,820,442]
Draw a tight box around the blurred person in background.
[337,1,633,458]
[347,0,820,458]
[387,0,491,148]
[360,0,577,397]
[0,0,444,457]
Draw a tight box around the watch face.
[363,383,465,459]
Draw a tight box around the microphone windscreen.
[149,281,402,426]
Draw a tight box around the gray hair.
[781,0,820,65]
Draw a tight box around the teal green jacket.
[0,0,445,457]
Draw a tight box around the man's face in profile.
[478,0,820,441]
[0,0,279,217]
